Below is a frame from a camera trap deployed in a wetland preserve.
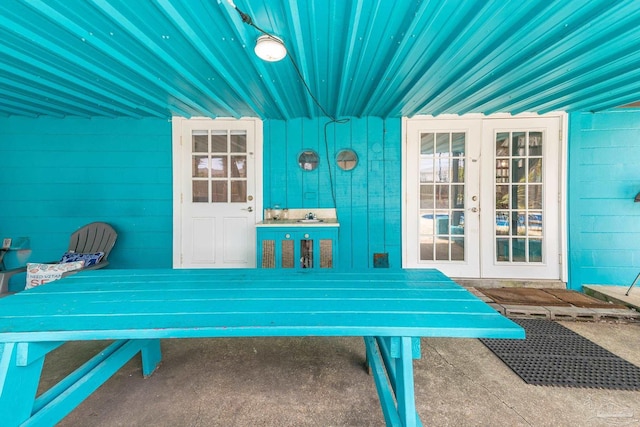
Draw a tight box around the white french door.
[404,114,563,280]
[172,117,262,268]
[404,118,482,276]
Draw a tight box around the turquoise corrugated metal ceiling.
[0,0,639,120]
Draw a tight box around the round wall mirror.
[298,150,319,171]
[336,149,358,171]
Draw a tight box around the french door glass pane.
[420,133,434,154]
[230,181,246,202]
[192,181,208,203]
[231,156,247,178]
[420,158,434,183]
[211,156,227,178]
[496,185,509,209]
[420,185,434,209]
[230,131,247,153]
[192,131,208,152]
[211,131,227,152]
[495,131,544,263]
[211,181,227,202]
[420,236,434,260]
[419,132,466,262]
[452,237,464,261]
[192,156,209,178]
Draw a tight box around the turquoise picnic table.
[0,268,524,426]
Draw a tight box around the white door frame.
[402,113,568,282]
[172,116,263,268]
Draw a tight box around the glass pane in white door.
[494,131,544,263]
[191,129,248,204]
[419,132,466,261]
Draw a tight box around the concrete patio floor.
[40,320,639,427]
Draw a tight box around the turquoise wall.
[7,110,640,289]
[1,115,402,290]
[0,117,173,290]
[263,117,402,269]
[12,111,640,290]
[568,110,640,290]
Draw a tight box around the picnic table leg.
[141,339,162,377]
[364,337,422,427]
[0,342,46,426]
[395,337,418,427]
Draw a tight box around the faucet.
[305,212,316,220]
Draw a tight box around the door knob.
[242,207,253,212]
[470,207,478,213]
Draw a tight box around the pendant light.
[254,35,287,62]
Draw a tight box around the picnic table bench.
[0,268,524,426]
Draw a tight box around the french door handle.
[241,207,253,212]
[470,207,479,213]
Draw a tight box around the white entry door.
[404,114,563,280]
[172,117,262,268]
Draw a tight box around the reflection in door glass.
[192,131,208,152]
[211,131,227,152]
[494,131,544,263]
[211,181,227,203]
[419,132,466,262]
[230,181,246,202]
[230,131,247,153]
[192,181,208,203]
[192,156,209,178]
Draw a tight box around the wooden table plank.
[59,268,459,284]
[0,269,523,342]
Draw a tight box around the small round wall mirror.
[336,149,358,171]
[298,150,319,171]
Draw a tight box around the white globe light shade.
[254,35,287,62]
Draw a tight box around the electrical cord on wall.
[228,0,349,216]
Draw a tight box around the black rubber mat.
[481,319,640,390]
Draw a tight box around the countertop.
[256,219,340,227]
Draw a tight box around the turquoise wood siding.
[263,117,402,269]
[0,117,172,289]
[1,115,400,290]
[568,110,640,290]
